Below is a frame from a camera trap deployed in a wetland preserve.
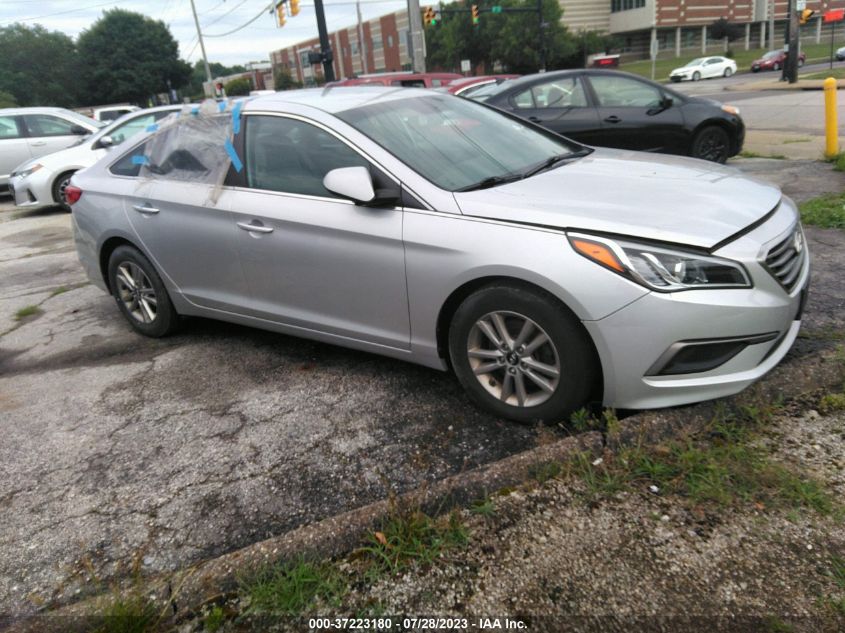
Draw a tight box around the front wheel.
[108,245,179,337]
[691,125,731,164]
[692,71,701,82]
[448,284,598,424]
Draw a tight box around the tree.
[0,24,81,107]
[273,66,302,91]
[0,90,16,108]
[224,77,251,96]
[77,9,192,106]
[709,18,744,42]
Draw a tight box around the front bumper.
[584,200,808,410]
[9,171,55,211]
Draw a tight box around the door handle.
[237,221,273,234]
[604,116,622,124]
[528,116,541,123]
[132,203,159,215]
[30,141,47,146]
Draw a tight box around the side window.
[589,75,662,108]
[109,113,162,145]
[110,142,147,177]
[512,89,535,109]
[529,77,588,108]
[23,114,77,137]
[0,116,21,139]
[245,115,370,198]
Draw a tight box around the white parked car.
[836,46,845,62]
[670,56,737,82]
[9,105,180,211]
[0,107,103,189]
[93,105,140,122]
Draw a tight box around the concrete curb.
[11,346,845,629]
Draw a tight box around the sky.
[0,0,409,66]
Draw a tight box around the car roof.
[244,86,438,114]
[0,106,82,116]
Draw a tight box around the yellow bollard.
[824,77,839,159]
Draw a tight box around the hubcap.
[115,262,157,324]
[698,131,728,162]
[58,178,70,205]
[467,311,561,408]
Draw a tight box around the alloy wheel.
[115,261,158,324]
[58,177,71,205]
[696,130,728,162]
[466,310,561,408]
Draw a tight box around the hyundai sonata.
[70,89,809,423]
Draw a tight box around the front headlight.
[14,164,43,179]
[721,105,741,116]
[568,232,751,292]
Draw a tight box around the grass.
[622,41,845,82]
[14,305,42,321]
[570,404,839,516]
[50,285,70,297]
[819,392,845,413]
[203,605,226,631]
[798,191,845,229]
[361,509,468,575]
[801,67,845,80]
[827,151,845,172]
[91,592,157,633]
[738,150,787,159]
[529,461,563,484]
[239,558,347,617]
[469,495,496,517]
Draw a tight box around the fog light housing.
[647,333,779,376]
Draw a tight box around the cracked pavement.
[1,158,844,617]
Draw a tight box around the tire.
[724,67,733,78]
[692,71,701,82]
[107,245,179,337]
[691,125,731,164]
[798,58,804,68]
[51,170,76,212]
[773,62,781,71]
[448,284,598,424]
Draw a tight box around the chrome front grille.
[764,226,806,291]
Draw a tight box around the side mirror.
[70,124,89,135]
[661,95,674,108]
[98,135,115,148]
[323,166,375,204]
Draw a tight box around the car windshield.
[337,94,584,191]
[684,58,705,67]
[763,51,781,59]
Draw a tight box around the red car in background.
[446,74,520,97]
[328,72,463,88]
[751,49,806,72]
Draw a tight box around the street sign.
[797,0,806,10]
[491,5,502,13]
[461,59,471,72]
[825,9,845,23]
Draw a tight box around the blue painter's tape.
[131,155,149,165]
[218,99,227,113]
[224,138,242,172]
[231,100,243,135]
[191,105,200,116]
[145,123,159,133]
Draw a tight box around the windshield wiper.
[521,148,593,179]
[456,173,522,192]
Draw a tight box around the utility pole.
[537,0,546,72]
[189,0,212,82]
[313,0,335,82]
[768,0,775,50]
[785,0,800,83]
[407,0,426,73]
[356,0,368,74]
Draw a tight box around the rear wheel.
[107,245,179,337]
[691,125,731,163]
[798,58,805,68]
[448,284,597,424]
[773,62,781,71]
[51,170,76,212]
[724,67,733,78]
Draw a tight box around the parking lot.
[2,156,845,617]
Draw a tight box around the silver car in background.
[0,107,103,189]
[70,89,809,423]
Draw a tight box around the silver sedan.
[69,88,809,423]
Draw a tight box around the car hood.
[452,148,781,250]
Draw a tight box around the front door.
[22,113,85,160]
[229,114,410,350]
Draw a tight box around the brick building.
[270,9,421,85]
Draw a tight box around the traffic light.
[276,1,286,27]
[800,9,816,25]
[471,5,479,25]
[423,6,435,26]
[290,0,299,16]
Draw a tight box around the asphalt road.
[1,157,844,617]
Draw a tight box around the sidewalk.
[742,129,830,160]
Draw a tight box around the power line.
[1,0,134,24]
[203,1,273,37]
[202,0,250,28]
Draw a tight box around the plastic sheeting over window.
[127,98,250,205]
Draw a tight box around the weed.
[830,554,845,589]
[762,615,795,632]
[529,461,562,484]
[782,138,812,144]
[570,407,598,432]
[14,305,41,321]
[50,286,70,297]
[470,495,495,517]
[739,151,787,160]
[799,192,845,229]
[91,592,157,633]
[239,558,346,616]
[819,392,845,413]
[204,604,226,631]
[361,509,468,575]
[603,409,621,437]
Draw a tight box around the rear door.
[22,113,86,159]
[506,75,602,145]
[585,73,685,153]
[0,115,29,184]
[703,57,724,78]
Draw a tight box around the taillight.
[65,185,83,206]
